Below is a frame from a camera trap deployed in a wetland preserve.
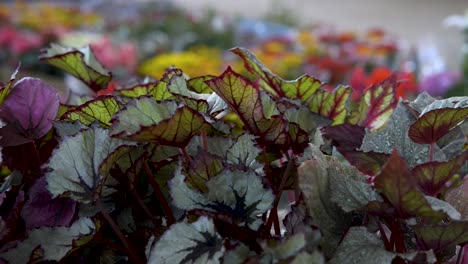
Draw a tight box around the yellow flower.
[139,47,223,79]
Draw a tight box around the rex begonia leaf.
[408,97,468,144]
[171,167,274,230]
[446,177,468,220]
[329,227,436,264]
[352,76,398,130]
[226,133,263,170]
[167,74,209,113]
[117,78,158,98]
[110,97,212,147]
[46,126,131,203]
[20,177,76,229]
[284,106,332,136]
[61,95,123,128]
[308,86,351,125]
[231,47,282,96]
[408,92,436,114]
[188,75,215,94]
[184,147,223,193]
[205,67,289,146]
[320,124,389,175]
[261,233,324,264]
[414,221,468,261]
[329,167,381,212]
[147,216,224,264]
[298,144,359,256]
[0,217,95,263]
[374,150,447,220]
[361,101,445,168]
[0,64,20,105]
[0,78,59,147]
[39,44,111,92]
[168,74,229,117]
[412,151,468,196]
[279,75,323,105]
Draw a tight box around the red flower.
[349,66,418,101]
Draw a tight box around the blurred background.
[1,0,467,99]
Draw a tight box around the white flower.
[444,9,468,29]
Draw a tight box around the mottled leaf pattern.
[147,217,224,264]
[46,126,131,203]
[0,218,94,263]
[171,167,274,229]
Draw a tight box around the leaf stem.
[376,218,391,250]
[429,143,434,162]
[143,161,176,226]
[264,155,294,236]
[180,147,192,164]
[130,184,160,227]
[96,197,142,263]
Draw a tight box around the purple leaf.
[0,78,59,147]
[21,177,76,229]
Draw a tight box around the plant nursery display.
[0,1,467,263]
[0,42,466,263]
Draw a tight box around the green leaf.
[308,86,351,125]
[374,150,446,220]
[61,95,123,128]
[184,148,223,193]
[188,75,215,94]
[110,97,212,147]
[330,168,381,212]
[408,97,468,144]
[0,217,95,263]
[205,67,289,147]
[231,47,283,96]
[298,144,358,256]
[0,64,20,104]
[284,106,332,136]
[352,76,398,130]
[329,227,436,264]
[279,75,323,104]
[412,152,468,196]
[39,44,111,92]
[46,126,132,203]
[361,101,446,168]
[117,78,158,98]
[171,167,274,230]
[414,221,468,261]
[146,216,224,264]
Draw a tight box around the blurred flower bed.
[0,1,465,98]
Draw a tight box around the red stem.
[264,155,294,236]
[429,143,434,162]
[96,198,142,263]
[377,218,391,250]
[130,184,160,227]
[180,147,192,164]
[143,161,176,226]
